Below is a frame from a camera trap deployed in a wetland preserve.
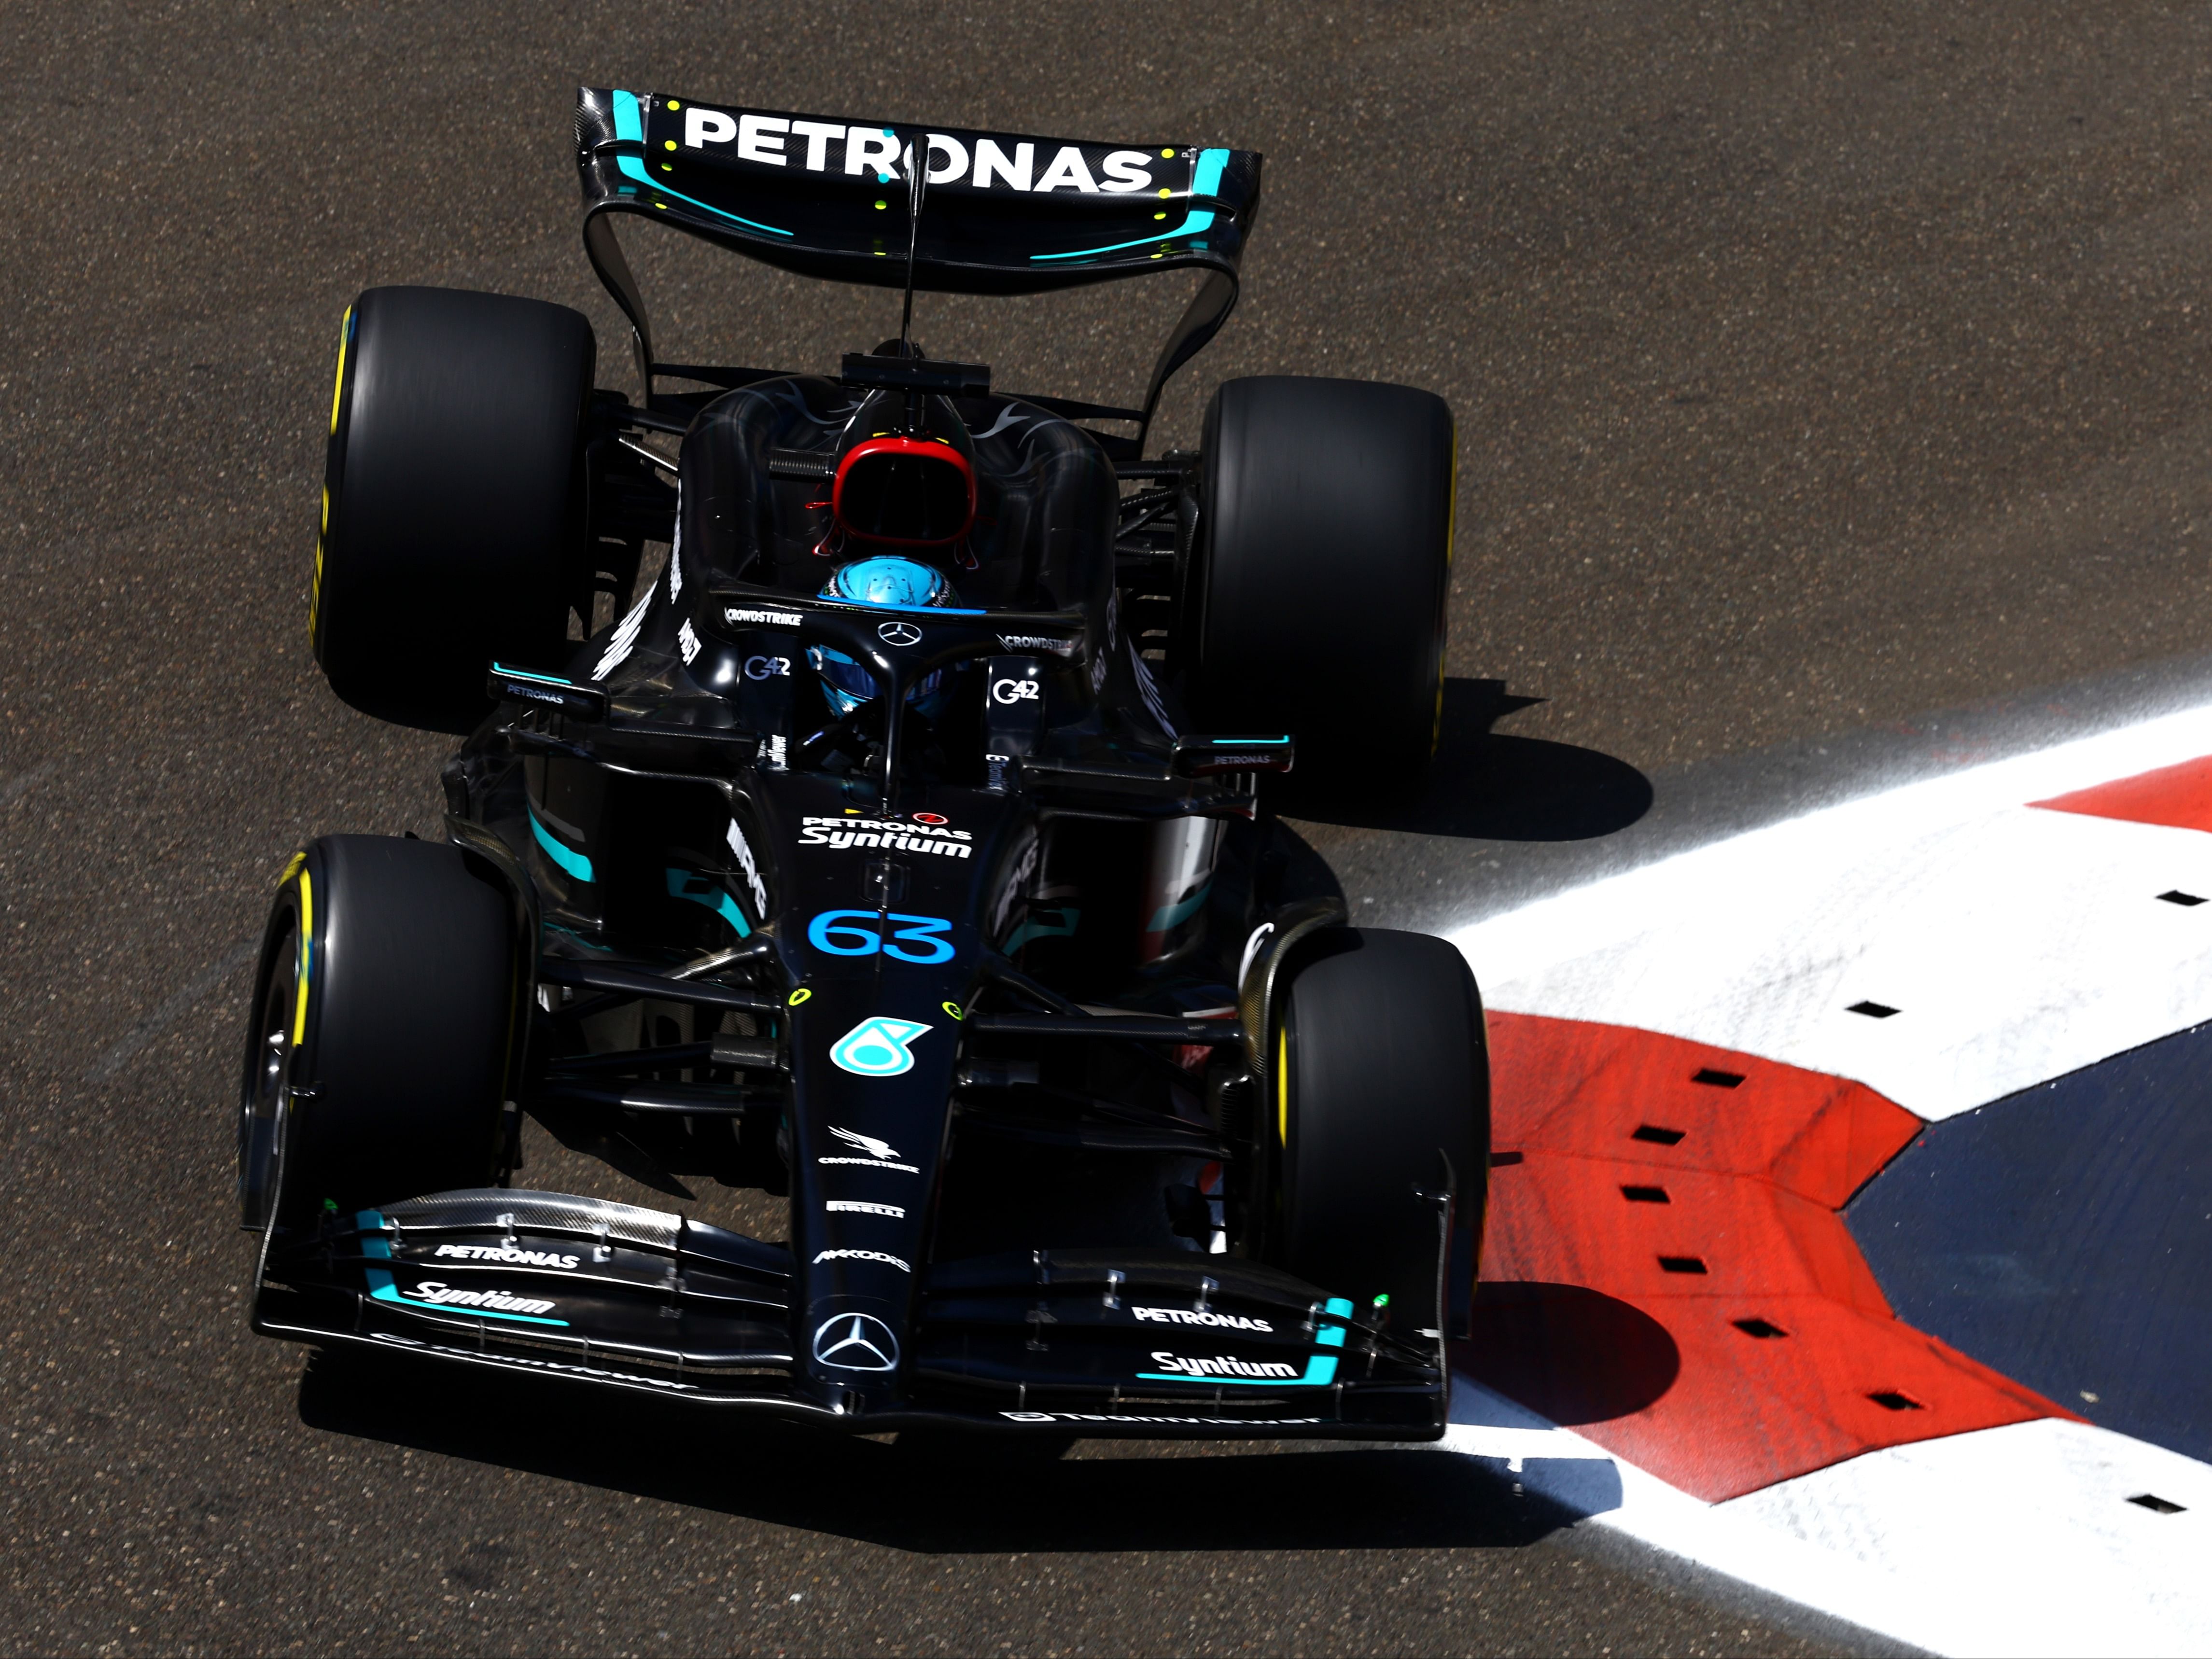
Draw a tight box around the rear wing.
[574,88,1265,444]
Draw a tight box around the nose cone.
[787,976,965,1412]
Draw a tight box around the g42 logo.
[991,676,1040,705]
[808,910,955,964]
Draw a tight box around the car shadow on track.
[297,1349,1596,1551]
[1288,679,1653,842]
[1459,1283,1681,1423]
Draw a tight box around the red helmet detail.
[831,436,977,546]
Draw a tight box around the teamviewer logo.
[812,1311,900,1372]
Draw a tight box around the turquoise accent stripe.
[612,90,795,237]
[353,1209,570,1328]
[612,90,644,142]
[1317,1325,1346,1349]
[822,600,989,617]
[541,920,615,953]
[1003,905,1079,954]
[1324,1297,1355,1319]
[529,806,594,883]
[666,867,753,938]
[1031,146,1230,262]
[491,662,574,687]
[1216,736,1290,744]
[1192,146,1229,197]
[1146,883,1210,934]
[1137,1352,1340,1387]
[366,1275,571,1327]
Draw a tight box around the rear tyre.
[313,285,596,733]
[1272,928,1489,1337]
[1187,376,1455,792]
[243,835,520,1232]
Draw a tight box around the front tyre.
[240,835,522,1235]
[1272,928,1490,1338]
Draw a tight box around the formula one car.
[241,87,1489,1441]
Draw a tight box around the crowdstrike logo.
[592,588,655,681]
[726,606,803,627]
[724,819,770,916]
[1128,632,1176,735]
[829,1125,901,1160]
[812,1311,901,1371]
[817,1124,921,1173]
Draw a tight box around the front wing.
[252,1187,1448,1439]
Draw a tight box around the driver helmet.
[809,557,964,718]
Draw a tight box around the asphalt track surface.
[10,3,2212,1652]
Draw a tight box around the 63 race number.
[807,910,955,964]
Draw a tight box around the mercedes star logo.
[877,620,923,648]
[812,1311,900,1372]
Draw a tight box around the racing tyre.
[239,835,520,1233]
[1187,376,1455,791]
[1273,928,1489,1337]
[313,285,596,732]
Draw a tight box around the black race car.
[241,87,1489,1441]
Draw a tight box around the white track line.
[1454,703,2212,1120]
[1725,1419,2212,1658]
[1446,1379,2212,1658]
[1438,702,2212,1654]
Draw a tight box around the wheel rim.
[238,920,297,1228]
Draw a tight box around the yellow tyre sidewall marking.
[291,871,313,1046]
[309,488,328,645]
[1276,1025,1290,1146]
[316,305,349,641]
[328,306,351,436]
